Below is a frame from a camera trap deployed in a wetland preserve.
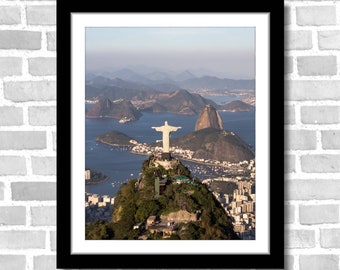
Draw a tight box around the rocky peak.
[195,104,223,131]
[85,98,141,121]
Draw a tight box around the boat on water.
[119,117,132,124]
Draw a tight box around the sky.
[85,27,255,79]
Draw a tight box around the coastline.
[129,149,251,169]
[96,138,133,148]
[85,176,109,185]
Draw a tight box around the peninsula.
[96,130,136,147]
[95,105,254,164]
[85,168,109,185]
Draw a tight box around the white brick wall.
[285,1,340,270]
[0,1,57,269]
[0,1,339,269]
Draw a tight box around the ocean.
[85,98,255,197]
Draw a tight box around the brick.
[31,206,56,226]
[285,130,316,150]
[4,81,56,102]
[28,57,56,76]
[0,182,4,200]
[285,31,312,50]
[0,131,46,150]
[34,255,56,270]
[52,131,56,151]
[0,231,45,249]
[31,156,56,175]
[285,56,293,75]
[296,6,336,26]
[47,31,56,51]
[321,229,340,248]
[300,255,338,270]
[284,6,291,25]
[285,204,295,224]
[0,206,26,225]
[284,105,295,124]
[322,131,340,149]
[297,56,337,76]
[0,57,22,77]
[0,255,25,270]
[0,156,26,175]
[0,106,23,126]
[0,30,41,50]
[285,255,294,270]
[286,179,340,200]
[319,31,340,50]
[0,6,21,25]
[285,154,295,173]
[26,6,56,25]
[29,106,56,126]
[285,80,340,101]
[12,182,56,201]
[301,106,340,124]
[300,205,339,225]
[50,231,56,251]
[285,229,315,248]
[301,154,340,173]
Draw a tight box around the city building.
[85,169,91,180]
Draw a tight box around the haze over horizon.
[86,27,255,80]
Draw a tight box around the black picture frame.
[57,2,284,269]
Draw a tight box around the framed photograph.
[57,3,284,269]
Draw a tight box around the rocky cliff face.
[194,104,223,131]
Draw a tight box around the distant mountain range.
[86,89,217,118]
[86,67,255,92]
[136,89,218,115]
[85,88,254,121]
[85,67,255,120]
[86,98,142,121]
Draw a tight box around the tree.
[135,200,160,223]
[85,220,114,240]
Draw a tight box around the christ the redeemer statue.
[152,121,181,159]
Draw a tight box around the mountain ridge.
[171,128,255,163]
[86,69,255,93]
[85,98,142,121]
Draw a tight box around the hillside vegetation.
[86,155,239,240]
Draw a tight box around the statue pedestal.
[161,152,172,160]
[154,157,179,170]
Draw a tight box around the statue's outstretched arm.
[151,127,163,132]
[169,126,182,132]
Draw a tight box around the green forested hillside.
[86,155,239,240]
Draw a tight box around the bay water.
[85,98,255,197]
